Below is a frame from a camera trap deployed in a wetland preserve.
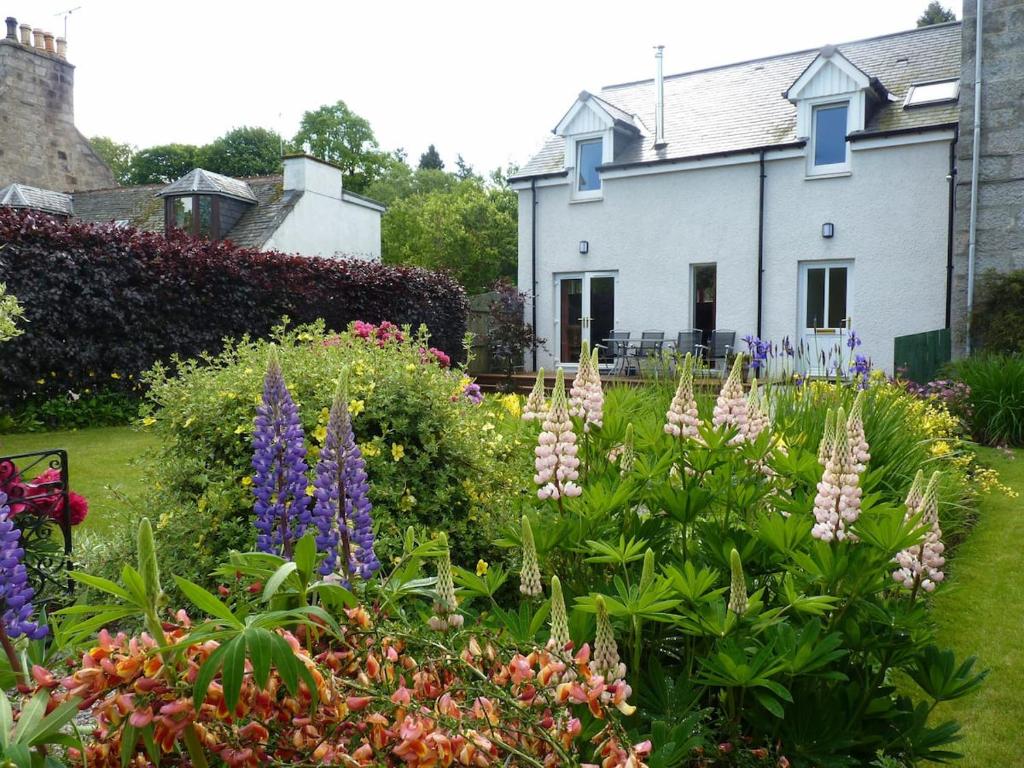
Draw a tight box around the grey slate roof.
[157,168,258,203]
[516,22,961,178]
[72,176,302,249]
[0,184,74,216]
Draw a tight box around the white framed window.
[574,138,603,200]
[809,102,850,175]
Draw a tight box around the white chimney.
[654,45,666,147]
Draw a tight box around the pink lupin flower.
[811,406,863,542]
[665,356,700,439]
[893,471,946,594]
[534,369,582,501]
[712,355,748,444]
[523,368,547,422]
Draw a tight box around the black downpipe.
[756,150,766,337]
[531,178,538,371]
[945,128,958,329]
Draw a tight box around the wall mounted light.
[822,222,835,238]
[579,240,589,254]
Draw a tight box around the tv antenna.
[54,6,82,40]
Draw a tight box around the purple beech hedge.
[0,209,468,406]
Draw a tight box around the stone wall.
[952,0,1024,354]
[0,36,115,191]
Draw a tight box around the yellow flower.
[500,394,521,418]
[348,399,365,416]
[35,379,44,385]
[234,424,248,435]
[49,371,56,378]
[110,372,121,380]
[361,442,381,458]
[314,425,328,444]
[391,443,405,462]
[476,559,489,576]
[142,417,156,426]
[242,476,253,487]
[930,440,952,457]
[306,484,316,497]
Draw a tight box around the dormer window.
[812,103,849,169]
[576,138,603,194]
[157,168,258,241]
[166,195,219,239]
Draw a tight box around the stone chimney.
[952,0,1024,354]
[0,16,116,190]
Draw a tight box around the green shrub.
[485,361,990,765]
[948,354,1024,446]
[82,322,528,594]
[971,269,1024,354]
[0,390,139,433]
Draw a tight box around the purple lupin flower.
[310,370,379,583]
[251,347,311,560]
[0,492,47,640]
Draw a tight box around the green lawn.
[0,426,156,535]
[929,447,1024,766]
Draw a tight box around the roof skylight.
[904,79,959,108]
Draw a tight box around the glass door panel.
[555,273,616,365]
[590,276,615,364]
[559,278,583,364]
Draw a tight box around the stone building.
[0,16,115,191]
[0,14,382,260]
[951,0,1024,355]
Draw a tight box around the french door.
[555,272,616,366]
[799,261,852,374]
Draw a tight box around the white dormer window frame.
[804,94,859,177]
[786,46,874,179]
[568,130,612,201]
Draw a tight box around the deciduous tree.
[291,100,388,193]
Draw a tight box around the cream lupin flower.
[568,343,604,432]
[745,377,771,441]
[520,515,543,597]
[522,368,547,422]
[665,356,701,439]
[534,369,582,501]
[811,406,863,542]
[429,532,463,631]
[893,471,946,593]
[818,409,836,467]
[712,355,749,444]
[584,347,605,431]
[568,342,592,418]
[549,575,571,651]
[847,390,871,473]
[593,595,626,683]
[904,469,926,514]
[727,548,748,615]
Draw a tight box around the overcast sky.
[9,0,957,174]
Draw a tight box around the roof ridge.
[601,20,961,91]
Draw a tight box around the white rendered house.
[511,23,962,374]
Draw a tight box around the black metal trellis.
[0,450,75,608]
